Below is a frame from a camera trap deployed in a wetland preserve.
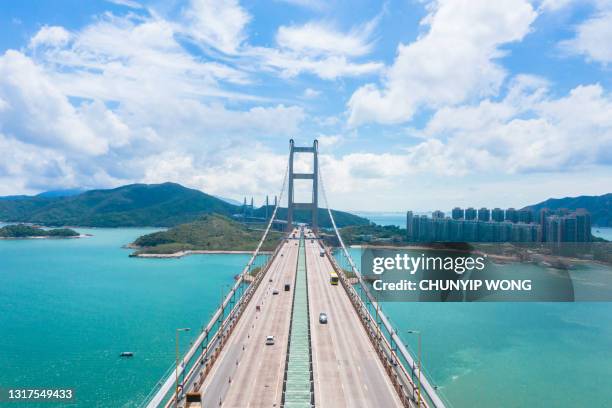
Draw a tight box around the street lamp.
[406,330,422,408]
[175,327,191,406]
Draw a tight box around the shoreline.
[130,249,272,258]
[0,234,91,240]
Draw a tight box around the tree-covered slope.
[131,214,282,254]
[0,224,78,238]
[524,193,612,227]
[0,182,370,228]
[0,183,237,227]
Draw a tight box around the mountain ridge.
[524,193,611,227]
[0,182,368,228]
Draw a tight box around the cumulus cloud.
[347,0,537,126]
[561,9,612,64]
[417,77,612,174]
[0,50,112,155]
[29,25,71,48]
[276,21,375,57]
[181,0,251,54]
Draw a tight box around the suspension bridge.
[141,140,447,408]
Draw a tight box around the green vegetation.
[0,182,369,228]
[331,224,406,246]
[526,193,612,227]
[131,214,282,255]
[0,224,79,238]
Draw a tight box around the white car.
[265,335,275,345]
[319,313,328,324]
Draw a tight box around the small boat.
[119,351,134,357]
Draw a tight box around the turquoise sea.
[1,227,612,407]
[0,228,248,407]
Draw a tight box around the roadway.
[304,232,403,408]
[195,230,300,407]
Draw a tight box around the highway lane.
[196,231,299,408]
[305,234,403,408]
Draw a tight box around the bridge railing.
[318,170,448,408]
[142,162,289,408]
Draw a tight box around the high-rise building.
[505,208,518,223]
[465,207,477,220]
[478,207,490,222]
[539,208,550,241]
[452,207,464,220]
[432,210,445,219]
[406,211,414,241]
[575,209,591,242]
[491,208,504,222]
[518,209,534,224]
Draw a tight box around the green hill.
[0,224,79,238]
[0,182,369,228]
[0,183,235,227]
[251,206,370,228]
[524,193,612,227]
[131,214,282,254]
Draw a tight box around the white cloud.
[276,21,375,57]
[417,79,612,174]
[246,16,383,80]
[181,0,251,54]
[303,88,321,98]
[0,50,112,155]
[106,0,143,9]
[347,0,537,126]
[561,10,612,64]
[29,26,71,48]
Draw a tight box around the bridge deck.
[189,228,404,407]
[196,234,299,407]
[304,233,403,408]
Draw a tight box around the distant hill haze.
[524,193,612,227]
[0,182,368,228]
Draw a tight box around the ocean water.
[2,227,612,407]
[344,246,612,407]
[0,228,248,407]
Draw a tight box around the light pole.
[175,327,191,406]
[406,330,422,408]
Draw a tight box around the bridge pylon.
[287,139,318,233]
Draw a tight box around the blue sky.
[0,0,611,211]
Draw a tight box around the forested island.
[129,214,282,257]
[0,224,79,238]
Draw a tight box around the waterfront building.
[404,207,588,244]
[465,207,477,220]
[478,207,490,222]
[505,208,518,223]
[491,208,504,222]
[452,207,464,220]
[432,210,445,219]
[406,211,414,240]
[518,209,534,224]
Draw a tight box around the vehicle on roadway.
[284,283,291,291]
[185,392,202,408]
[265,335,275,345]
[330,272,339,285]
[272,289,279,295]
[319,313,328,324]
[320,249,325,257]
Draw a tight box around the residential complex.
[406,207,591,243]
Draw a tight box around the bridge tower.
[287,139,318,232]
